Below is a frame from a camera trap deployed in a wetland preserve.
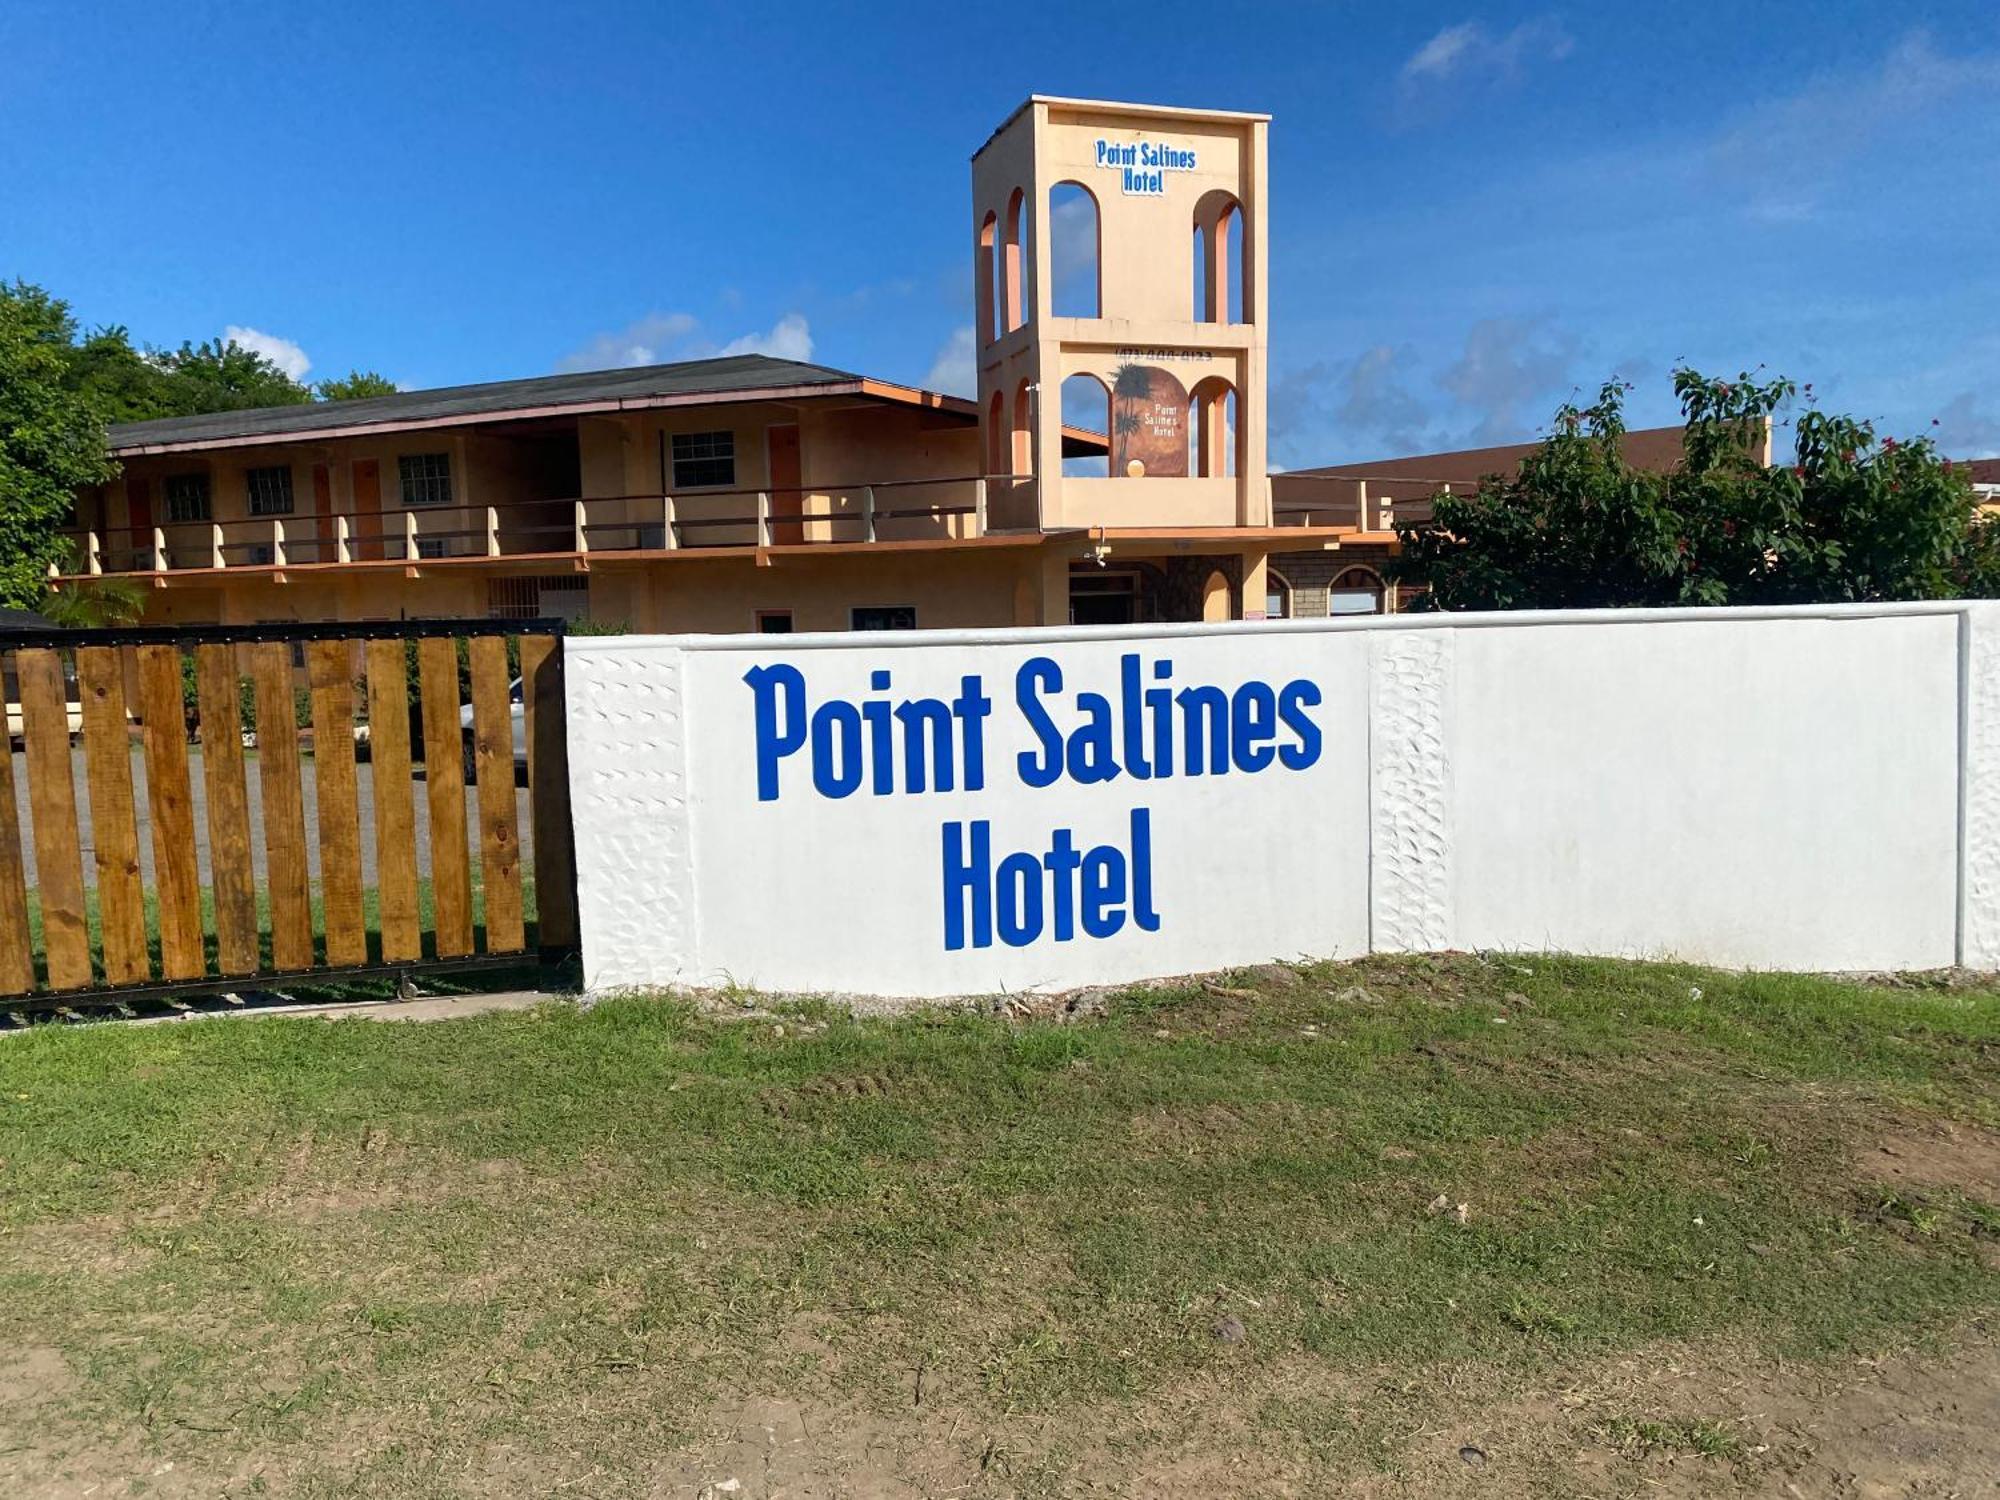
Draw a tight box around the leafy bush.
[1392,369,1984,611]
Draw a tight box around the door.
[312,463,335,562]
[353,460,383,560]
[125,475,153,570]
[767,424,803,545]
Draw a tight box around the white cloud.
[719,312,814,362]
[923,326,976,397]
[1938,392,2000,459]
[1439,317,1579,444]
[223,324,311,382]
[1401,17,1572,85]
[1706,31,2000,212]
[556,313,700,373]
[557,310,813,372]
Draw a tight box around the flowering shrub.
[1392,369,1983,610]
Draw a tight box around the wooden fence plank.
[307,641,366,966]
[16,648,90,989]
[468,635,524,952]
[74,646,149,984]
[251,642,313,970]
[194,644,259,975]
[363,640,422,963]
[0,658,36,994]
[520,633,576,949]
[136,645,205,979]
[418,637,473,958]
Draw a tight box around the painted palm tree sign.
[1111,362,1188,478]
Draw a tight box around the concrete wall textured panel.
[1959,604,2000,967]
[567,642,695,990]
[1450,614,1959,971]
[1368,629,1455,953]
[567,604,1995,1000]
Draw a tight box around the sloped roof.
[106,354,883,455]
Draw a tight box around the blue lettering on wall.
[942,808,1161,951]
[747,650,1324,955]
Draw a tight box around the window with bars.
[399,452,453,507]
[164,473,211,523]
[245,465,294,516]
[670,430,735,490]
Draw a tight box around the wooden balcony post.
[335,513,352,564]
[87,531,104,575]
[486,506,501,557]
[152,527,168,573]
[210,524,224,569]
[1356,479,1370,531]
[973,477,988,536]
[573,500,589,554]
[662,494,677,550]
[757,490,771,547]
[862,485,877,543]
[271,519,287,568]
[403,510,419,560]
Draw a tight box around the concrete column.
[1038,550,1070,627]
[1239,548,1270,620]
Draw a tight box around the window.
[245,465,294,516]
[757,610,794,634]
[415,536,448,560]
[1004,188,1029,330]
[1060,374,1110,478]
[398,452,453,507]
[164,473,211,523]
[671,430,735,490]
[1265,569,1292,620]
[1048,182,1100,319]
[1192,191,1246,324]
[1329,566,1386,615]
[851,606,916,631]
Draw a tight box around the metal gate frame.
[0,617,576,1016]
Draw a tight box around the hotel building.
[63,97,1402,631]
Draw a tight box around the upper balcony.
[57,475,1049,580]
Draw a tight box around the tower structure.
[972,97,1270,533]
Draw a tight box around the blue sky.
[4,1,1996,464]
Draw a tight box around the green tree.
[1391,370,1982,611]
[145,338,312,416]
[315,370,398,401]
[0,282,114,606]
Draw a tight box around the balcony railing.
[59,476,1025,578]
[1271,475,1460,532]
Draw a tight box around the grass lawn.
[0,954,1996,1497]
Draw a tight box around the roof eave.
[108,378,876,457]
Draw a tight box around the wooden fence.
[0,619,576,1013]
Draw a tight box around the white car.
[457,678,527,783]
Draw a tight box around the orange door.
[767,424,803,545]
[353,460,383,560]
[123,475,154,571]
[313,463,335,561]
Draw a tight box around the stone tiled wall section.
[1273,547,1394,618]
[566,644,695,990]
[1369,629,1454,952]
[1961,606,2000,966]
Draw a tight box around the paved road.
[9,746,534,890]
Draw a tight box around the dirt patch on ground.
[1865,1120,2000,1204]
[641,1330,2000,1499]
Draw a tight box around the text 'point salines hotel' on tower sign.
[1094,136,1199,196]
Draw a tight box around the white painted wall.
[567,602,2000,998]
